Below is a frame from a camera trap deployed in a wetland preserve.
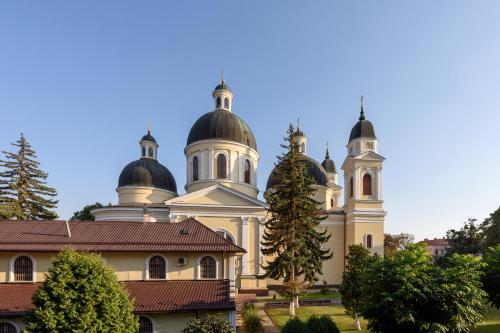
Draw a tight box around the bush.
[242,303,263,333]
[182,314,233,333]
[307,316,340,333]
[282,317,308,333]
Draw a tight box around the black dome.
[349,108,376,143]
[321,149,336,173]
[266,155,329,190]
[118,159,177,193]
[141,131,157,144]
[187,110,257,150]
[214,79,231,92]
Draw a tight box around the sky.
[0,1,499,241]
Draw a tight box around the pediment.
[165,184,268,208]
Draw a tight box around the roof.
[349,109,376,143]
[118,158,178,193]
[422,238,449,246]
[321,149,336,174]
[187,109,257,150]
[266,155,329,190]
[0,218,245,253]
[141,130,157,144]
[0,280,234,316]
[214,79,231,92]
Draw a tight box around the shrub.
[307,316,340,333]
[242,303,263,333]
[282,317,308,333]
[182,314,233,333]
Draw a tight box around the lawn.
[267,305,500,333]
[266,305,368,332]
[258,291,341,302]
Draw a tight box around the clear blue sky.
[1,1,499,241]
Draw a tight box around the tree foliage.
[70,202,104,221]
[360,244,485,333]
[261,125,331,315]
[384,233,415,257]
[25,249,138,333]
[282,316,340,333]
[446,218,483,256]
[483,244,500,309]
[182,314,233,333]
[0,133,58,220]
[482,206,500,249]
[339,244,372,330]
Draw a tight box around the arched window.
[349,177,354,198]
[216,154,227,179]
[216,230,235,243]
[244,160,251,184]
[138,317,154,333]
[366,234,373,249]
[216,97,221,108]
[224,97,229,109]
[14,256,33,282]
[148,147,154,158]
[142,147,146,157]
[363,173,372,195]
[192,156,199,181]
[148,256,166,279]
[0,322,18,333]
[330,198,334,208]
[200,256,216,279]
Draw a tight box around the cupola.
[212,70,233,112]
[292,121,307,155]
[347,96,378,156]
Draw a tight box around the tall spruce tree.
[261,124,331,316]
[0,133,58,220]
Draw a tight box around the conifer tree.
[261,124,331,316]
[0,133,58,220]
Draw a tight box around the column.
[240,216,249,275]
[258,217,265,275]
[377,167,382,200]
[354,165,361,200]
[208,148,213,179]
[228,255,236,298]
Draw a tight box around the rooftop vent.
[180,228,189,235]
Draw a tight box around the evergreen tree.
[261,124,331,316]
[340,244,372,331]
[0,133,57,220]
[483,244,500,309]
[70,202,104,221]
[445,218,483,255]
[482,206,500,249]
[25,249,138,332]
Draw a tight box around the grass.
[267,305,500,333]
[266,305,368,332]
[258,291,341,302]
[473,306,500,333]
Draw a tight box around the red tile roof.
[422,238,449,246]
[0,280,234,316]
[0,218,245,253]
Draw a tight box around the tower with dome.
[93,77,386,293]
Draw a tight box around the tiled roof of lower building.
[0,218,245,253]
[0,280,234,317]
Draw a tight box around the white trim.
[0,320,20,333]
[214,228,236,244]
[196,255,219,279]
[115,185,177,198]
[9,253,36,283]
[138,315,157,333]
[185,139,260,159]
[145,254,168,280]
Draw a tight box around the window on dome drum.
[363,173,372,195]
[216,97,221,108]
[216,230,234,243]
[0,323,17,333]
[200,256,216,279]
[14,256,33,281]
[138,317,153,333]
[192,156,199,181]
[148,256,166,279]
[224,97,229,109]
[349,177,354,198]
[216,154,227,179]
[244,160,251,184]
[366,234,373,249]
[142,147,146,157]
[148,147,154,158]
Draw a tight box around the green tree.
[339,244,371,330]
[446,218,483,255]
[483,244,500,309]
[0,133,58,220]
[360,244,485,333]
[384,233,415,258]
[70,202,104,221]
[482,206,500,249]
[25,249,138,333]
[261,125,331,316]
[182,314,233,333]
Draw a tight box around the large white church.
[92,76,386,293]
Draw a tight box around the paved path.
[255,302,280,333]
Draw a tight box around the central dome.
[187,110,257,150]
[118,159,177,194]
[266,155,329,190]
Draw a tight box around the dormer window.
[216,97,221,108]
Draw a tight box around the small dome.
[266,155,328,190]
[187,110,257,150]
[141,131,157,144]
[118,159,177,193]
[214,79,231,92]
[321,149,336,174]
[349,104,376,143]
